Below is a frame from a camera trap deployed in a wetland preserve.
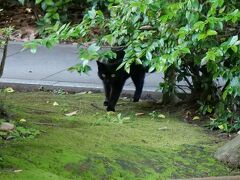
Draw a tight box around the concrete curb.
[0,78,162,100]
[1,41,164,100]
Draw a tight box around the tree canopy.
[22,0,240,132]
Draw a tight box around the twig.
[139,25,156,31]
[91,103,104,111]
[221,79,230,93]
[31,122,57,126]
[22,106,55,113]
[176,85,188,94]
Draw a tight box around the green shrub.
[25,0,240,132]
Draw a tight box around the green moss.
[0,92,238,179]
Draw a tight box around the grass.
[0,91,238,179]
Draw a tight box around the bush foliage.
[24,0,240,132]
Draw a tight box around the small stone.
[14,169,23,173]
[135,113,145,116]
[158,127,168,131]
[215,135,240,168]
[0,122,15,132]
[19,119,27,123]
[4,87,14,93]
[53,102,59,106]
[65,111,78,117]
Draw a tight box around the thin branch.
[175,68,193,90]
[182,76,193,90]
[221,79,230,93]
[91,103,104,111]
[31,122,58,126]
[176,85,188,94]
[139,25,156,31]
[0,37,8,77]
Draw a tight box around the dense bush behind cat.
[97,49,146,111]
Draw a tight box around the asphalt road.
[0,42,163,95]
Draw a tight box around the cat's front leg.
[107,82,124,111]
[132,71,145,102]
[103,82,111,106]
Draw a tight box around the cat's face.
[97,61,121,83]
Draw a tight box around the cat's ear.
[96,61,103,69]
[97,61,102,66]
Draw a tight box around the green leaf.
[229,35,238,46]
[197,33,207,41]
[36,0,43,4]
[217,21,223,30]
[193,21,205,31]
[148,66,155,73]
[52,13,60,20]
[231,45,238,53]
[146,51,152,61]
[45,0,54,6]
[103,34,115,46]
[181,47,190,54]
[207,30,217,36]
[88,43,100,52]
[88,8,96,19]
[18,0,25,5]
[207,51,216,61]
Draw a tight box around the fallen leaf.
[135,113,145,116]
[53,102,59,106]
[19,119,27,122]
[158,127,168,130]
[218,125,224,130]
[4,87,14,93]
[25,8,32,13]
[14,170,23,173]
[158,114,166,118]
[123,117,131,120]
[76,91,87,95]
[192,116,200,120]
[210,117,216,121]
[65,111,78,117]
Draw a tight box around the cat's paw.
[107,106,115,112]
[103,101,109,106]
[133,98,139,102]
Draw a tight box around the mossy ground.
[0,91,238,179]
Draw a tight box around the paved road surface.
[0,42,163,95]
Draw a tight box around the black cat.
[97,49,146,111]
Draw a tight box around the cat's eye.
[102,74,106,78]
[111,74,116,78]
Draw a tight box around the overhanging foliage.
[25,0,240,132]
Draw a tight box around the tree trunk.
[162,65,179,104]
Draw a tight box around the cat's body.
[97,50,146,111]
